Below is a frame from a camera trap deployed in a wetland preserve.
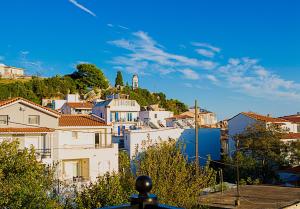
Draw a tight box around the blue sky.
[0,0,299,119]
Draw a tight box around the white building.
[0,64,24,78]
[227,112,298,154]
[47,94,81,111]
[165,114,195,128]
[124,127,221,164]
[181,109,218,127]
[61,102,93,114]
[0,97,118,183]
[92,95,140,136]
[56,115,118,182]
[139,110,173,128]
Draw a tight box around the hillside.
[0,64,188,114]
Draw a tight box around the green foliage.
[0,141,60,209]
[72,141,216,209]
[0,76,77,103]
[115,71,124,87]
[74,173,128,209]
[134,140,216,208]
[224,123,293,183]
[71,64,109,92]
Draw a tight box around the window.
[95,133,100,147]
[72,131,78,140]
[28,115,40,125]
[0,115,8,125]
[154,114,157,119]
[297,124,300,133]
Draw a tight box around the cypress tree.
[115,71,124,87]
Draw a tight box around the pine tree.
[115,71,124,87]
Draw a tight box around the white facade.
[0,64,24,78]
[93,98,140,136]
[60,102,93,115]
[0,98,118,183]
[124,127,221,164]
[228,112,298,154]
[124,127,183,158]
[49,94,81,111]
[54,126,118,182]
[139,110,173,128]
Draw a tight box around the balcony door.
[63,160,81,179]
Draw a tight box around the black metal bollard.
[100,176,183,209]
[130,175,158,208]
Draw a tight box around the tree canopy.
[71,140,216,209]
[223,123,295,184]
[0,141,59,209]
[114,71,124,87]
[71,64,109,92]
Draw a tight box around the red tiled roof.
[166,115,193,120]
[280,115,300,123]
[0,97,60,116]
[242,112,289,123]
[59,115,108,127]
[282,133,300,139]
[0,127,54,133]
[65,102,93,109]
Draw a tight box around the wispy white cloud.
[206,74,218,83]
[107,23,114,27]
[118,25,129,30]
[195,48,215,58]
[191,42,221,53]
[108,30,300,101]
[215,58,300,100]
[180,69,200,80]
[69,0,96,17]
[192,42,221,58]
[108,31,217,75]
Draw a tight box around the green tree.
[72,141,216,209]
[0,141,60,209]
[115,71,124,87]
[71,64,109,92]
[224,123,290,183]
[135,140,216,208]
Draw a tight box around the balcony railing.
[35,149,51,158]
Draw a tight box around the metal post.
[220,169,223,195]
[235,139,240,206]
[195,100,199,176]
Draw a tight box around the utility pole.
[220,169,223,195]
[195,100,199,176]
[235,138,240,206]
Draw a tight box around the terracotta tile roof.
[242,112,289,123]
[0,97,60,116]
[59,115,109,127]
[282,133,300,139]
[166,114,194,120]
[280,115,300,123]
[0,127,54,133]
[65,102,93,109]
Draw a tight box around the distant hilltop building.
[132,74,138,90]
[0,64,24,78]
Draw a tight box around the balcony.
[35,148,51,159]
